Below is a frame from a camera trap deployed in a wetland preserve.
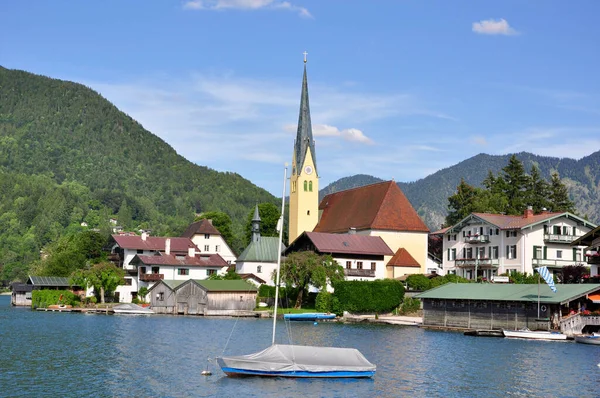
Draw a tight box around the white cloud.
[183,0,312,18]
[471,135,488,146]
[472,18,519,36]
[312,124,374,144]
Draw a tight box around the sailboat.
[216,165,376,378]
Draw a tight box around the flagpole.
[537,272,540,319]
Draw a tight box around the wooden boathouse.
[415,283,600,333]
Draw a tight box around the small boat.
[112,303,154,315]
[283,312,336,321]
[502,328,567,340]
[574,333,600,345]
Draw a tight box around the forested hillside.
[321,152,600,230]
[0,66,276,281]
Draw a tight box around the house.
[285,231,394,281]
[11,276,85,307]
[235,205,286,285]
[181,219,237,264]
[108,232,200,302]
[572,225,600,279]
[313,181,430,277]
[442,207,596,280]
[148,279,258,315]
[130,249,229,290]
[416,283,600,333]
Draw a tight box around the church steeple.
[251,204,261,243]
[293,61,317,177]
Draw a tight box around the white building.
[109,232,200,302]
[181,219,237,264]
[572,225,600,278]
[442,207,596,280]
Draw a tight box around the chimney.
[524,206,534,219]
[208,219,213,225]
[348,227,356,235]
[541,207,550,214]
[165,238,171,255]
[141,232,147,241]
[188,247,196,257]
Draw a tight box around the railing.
[455,258,499,267]
[587,256,600,265]
[544,234,578,243]
[139,273,164,282]
[464,235,490,243]
[560,313,600,335]
[344,269,375,277]
[531,259,579,268]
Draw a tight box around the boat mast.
[537,272,540,319]
[272,164,288,345]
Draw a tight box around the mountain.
[320,152,600,231]
[0,66,277,279]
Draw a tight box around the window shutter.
[505,246,509,258]
[573,226,576,236]
[543,246,547,260]
[533,246,538,259]
[447,248,450,260]
[506,231,509,238]
[573,248,577,261]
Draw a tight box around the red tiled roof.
[472,212,564,229]
[181,219,221,238]
[132,253,228,267]
[238,273,267,284]
[297,232,394,256]
[111,235,197,252]
[314,181,429,234]
[387,248,421,268]
[431,227,450,235]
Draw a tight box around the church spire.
[251,204,261,242]
[294,55,317,176]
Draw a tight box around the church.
[286,56,430,279]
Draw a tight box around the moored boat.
[502,329,568,340]
[113,303,154,315]
[574,333,600,345]
[283,312,336,321]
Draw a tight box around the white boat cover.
[113,303,154,314]
[219,344,376,373]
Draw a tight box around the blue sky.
[2,1,600,195]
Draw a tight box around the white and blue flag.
[535,266,557,293]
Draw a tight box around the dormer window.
[204,234,210,239]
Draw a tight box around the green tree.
[208,268,241,280]
[70,261,125,303]
[500,155,530,214]
[527,166,551,213]
[278,252,344,309]
[445,179,484,226]
[405,274,431,291]
[549,172,576,213]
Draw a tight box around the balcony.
[543,234,578,244]
[455,258,499,268]
[586,255,600,265]
[139,273,164,282]
[464,234,490,244]
[345,269,375,277]
[531,259,580,269]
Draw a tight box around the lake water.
[1,295,599,397]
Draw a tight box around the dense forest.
[0,66,277,282]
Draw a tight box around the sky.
[2,1,600,195]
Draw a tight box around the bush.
[31,290,79,308]
[398,297,421,315]
[86,296,97,305]
[332,279,404,313]
[405,274,431,291]
[315,291,333,313]
[131,298,140,304]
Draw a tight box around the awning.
[588,294,600,304]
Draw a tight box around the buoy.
[201,370,212,376]
[313,321,318,325]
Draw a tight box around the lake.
[0,295,598,397]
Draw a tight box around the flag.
[535,266,557,293]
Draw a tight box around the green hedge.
[31,290,79,308]
[315,291,333,313]
[332,279,404,313]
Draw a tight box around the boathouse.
[148,279,257,316]
[11,276,83,307]
[415,283,600,333]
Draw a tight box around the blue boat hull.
[220,366,375,378]
[284,313,336,321]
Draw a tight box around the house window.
[453,235,457,241]
[292,181,296,193]
[357,261,363,270]
[447,235,451,241]
[204,245,209,251]
[506,245,517,259]
[137,249,144,254]
[178,268,189,276]
[557,250,562,259]
[553,226,561,235]
[533,246,542,260]
[207,269,216,276]
[476,247,485,259]
[463,231,466,237]
[371,262,376,270]
[448,249,457,261]
[465,248,473,259]
[303,181,307,191]
[152,266,159,274]
[309,181,313,192]
[573,226,577,236]
[204,234,210,239]
[124,278,132,286]
[257,265,262,273]
[496,229,499,235]
[492,246,499,259]
[157,292,164,301]
[215,245,220,252]
[563,226,568,235]
[346,261,351,269]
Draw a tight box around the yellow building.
[288,59,319,243]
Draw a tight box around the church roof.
[237,237,286,263]
[181,219,222,238]
[387,248,421,268]
[293,63,317,175]
[314,181,430,234]
[286,231,393,256]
